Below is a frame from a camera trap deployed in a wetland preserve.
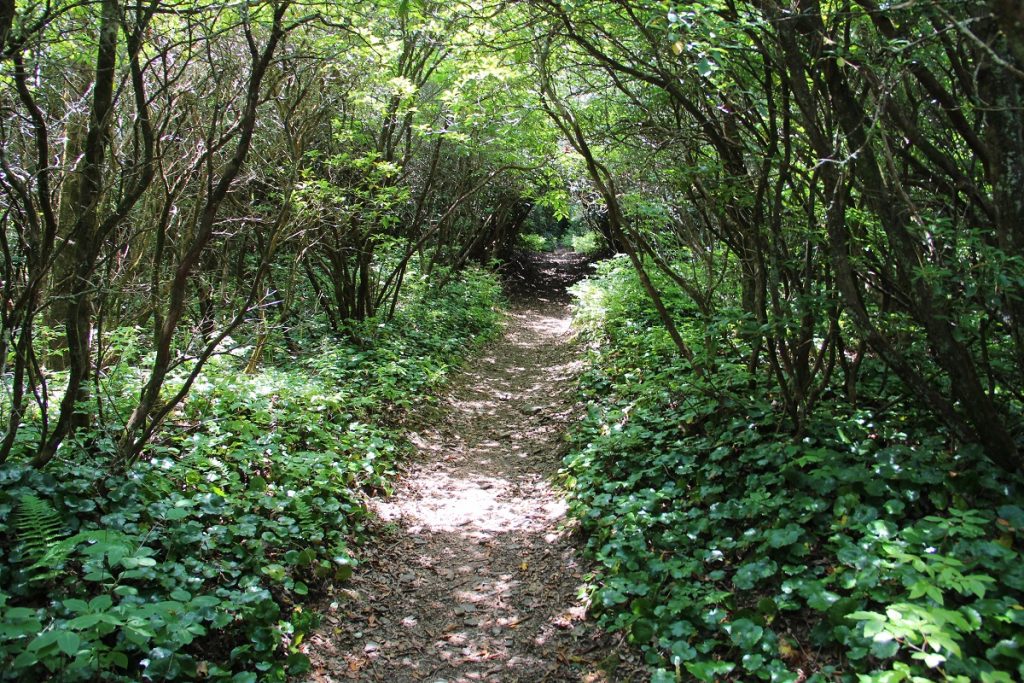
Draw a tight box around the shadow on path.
[304,260,642,682]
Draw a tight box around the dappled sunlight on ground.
[376,468,567,536]
[304,275,636,681]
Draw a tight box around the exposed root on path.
[304,256,642,682]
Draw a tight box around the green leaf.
[695,57,716,77]
[911,650,945,668]
[806,587,840,611]
[650,669,675,683]
[88,595,113,611]
[741,653,764,670]
[997,505,1024,530]
[12,650,38,668]
[685,660,735,681]
[56,631,80,656]
[630,618,654,643]
[986,638,1022,662]
[262,562,286,580]
[727,618,763,650]
[191,595,220,608]
[765,524,801,548]
[600,588,628,606]
[28,630,60,652]
[848,611,884,622]
[67,614,105,630]
[286,652,311,674]
[733,560,776,590]
[62,599,89,613]
[870,637,899,659]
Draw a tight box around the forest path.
[305,252,640,682]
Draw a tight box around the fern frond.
[27,530,133,579]
[292,495,322,541]
[293,496,312,528]
[15,494,66,563]
[15,494,67,582]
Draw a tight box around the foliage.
[3,0,1024,679]
[568,231,604,257]
[12,495,67,571]
[0,0,545,466]
[0,270,502,681]
[565,260,1024,682]
[533,0,1024,467]
[517,232,550,253]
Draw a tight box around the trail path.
[305,253,641,682]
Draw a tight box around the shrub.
[0,268,503,681]
[570,231,604,256]
[517,232,549,252]
[565,263,1024,682]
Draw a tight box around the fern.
[292,495,321,541]
[14,494,67,582]
[29,530,134,577]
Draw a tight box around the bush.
[569,231,605,256]
[0,268,503,681]
[517,232,549,252]
[564,262,1024,682]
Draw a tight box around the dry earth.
[303,253,645,682]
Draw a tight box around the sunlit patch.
[375,468,567,534]
[305,299,601,681]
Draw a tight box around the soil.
[303,252,645,682]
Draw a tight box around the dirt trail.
[305,253,641,682]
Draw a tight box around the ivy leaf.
[741,653,764,670]
[600,588,628,606]
[806,587,840,611]
[261,563,287,582]
[685,660,735,681]
[726,618,763,649]
[733,560,777,589]
[651,669,675,683]
[163,507,190,521]
[765,524,801,548]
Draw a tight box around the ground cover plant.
[564,258,1024,682]
[3,0,1024,680]
[0,269,503,681]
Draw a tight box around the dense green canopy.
[1,0,1023,680]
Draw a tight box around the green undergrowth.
[0,268,503,681]
[564,258,1024,683]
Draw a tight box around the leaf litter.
[303,252,644,682]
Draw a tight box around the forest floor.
[304,251,644,682]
